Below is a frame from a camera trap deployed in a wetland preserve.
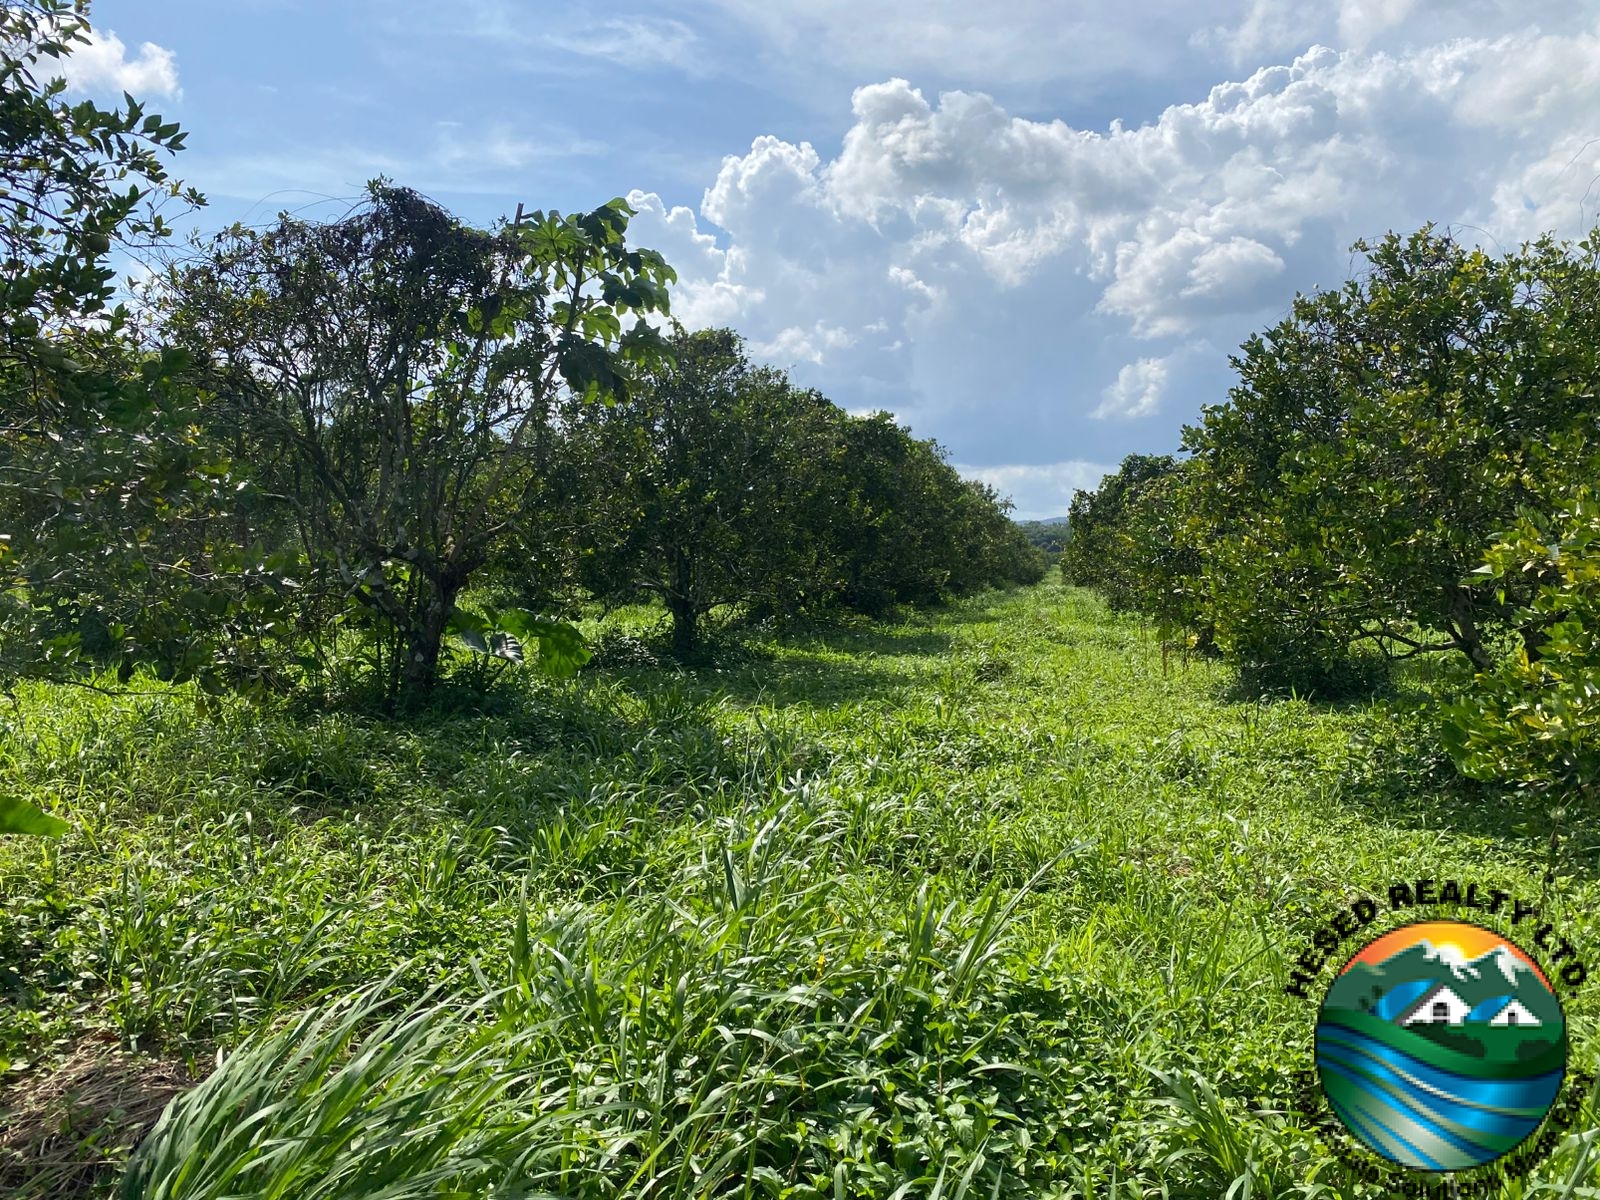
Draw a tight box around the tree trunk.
[399,574,464,697]
[667,548,698,661]
[1448,588,1494,672]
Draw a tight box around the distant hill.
[1327,939,1561,1027]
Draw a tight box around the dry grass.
[0,1034,194,1199]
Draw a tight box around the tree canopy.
[565,326,841,658]
[1065,225,1600,697]
[0,0,221,688]
[160,185,676,699]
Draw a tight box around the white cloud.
[1336,0,1424,49]
[1093,358,1170,420]
[888,265,941,305]
[197,127,609,207]
[434,126,606,172]
[751,322,856,366]
[435,129,538,171]
[622,12,1600,470]
[951,461,1117,521]
[546,17,702,72]
[60,30,179,97]
[688,0,1255,94]
[1196,0,1586,66]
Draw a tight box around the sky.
[60,0,1600,518]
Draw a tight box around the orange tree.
[0,0,245,692]
[1181,226,1600,688]
[1444,488,1600,805]
[161,186,675,701]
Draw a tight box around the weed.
[1,579,1596,1196]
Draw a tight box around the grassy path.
[2,580,1597,1196]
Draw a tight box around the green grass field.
[2,580,1598,1197]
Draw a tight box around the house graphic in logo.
[1316,921,1567,1172]
[1396,981,1543,1029]
[1400,981,1471,1026]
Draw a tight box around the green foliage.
[17,27,1600,1191]
[1183,225,1600,682]
[1073,224,1600,699]
[564,327,841,659]
[1058,455,1182,613]
[121,849,1090,1199]
[1443,488,1600,801]
[0,1,200,325]
[160,185,674,700]
[948,479,1050,593]
[828,412,1046,615]
[1058,455,1210,658]
[449,607,592,681]
[561,332,1041,657]
[1014,520,1068,558]
[0,0,248,693]
[6,581,1598,1197]
[0,794,67,836]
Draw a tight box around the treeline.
[1062,226,1600,802]
[562,326,1046,657]
[0,8,1042,706]
[1014,520,1069,559]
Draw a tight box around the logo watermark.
[1274,878,1593,1195]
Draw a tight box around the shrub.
[1443,489,1600,804]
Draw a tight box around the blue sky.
[65,0,1600,517]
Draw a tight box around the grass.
[2,578,1599,1197]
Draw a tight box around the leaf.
[495,610,591,678]
[453,629,489,655]
[446,610,491,638]
[486,632,523,662]
[0,796,70,837]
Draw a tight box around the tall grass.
[3,580,1598,1196]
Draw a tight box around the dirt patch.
[0,1033,195,1198]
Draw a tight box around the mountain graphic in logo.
[1316,920,1567,1172]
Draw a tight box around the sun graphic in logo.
[1316,920,1568,1173]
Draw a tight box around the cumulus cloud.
[751,322,856,367]
[951,461,1118,521]
[1099,232,1288,336]
[1093,358,1170,420]
[60,30,180,97]
[623,11,1600,470]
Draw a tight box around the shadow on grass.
[1329,704,1600,884]
[684,657,915,711]
[559,614,959,712]
[767,623,954,659]
[1341,778,1600,885]
[707,620,956,710]
[178,674,794,824]
[1298,653,1600,873]
[1215,659,1395,710]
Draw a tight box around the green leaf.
[446,610,492,638]
[0,796,70,837]
[495,610,591,678]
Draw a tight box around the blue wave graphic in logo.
[1316,1021,1564,1170]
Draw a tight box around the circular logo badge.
[1316,920,1567,1173]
